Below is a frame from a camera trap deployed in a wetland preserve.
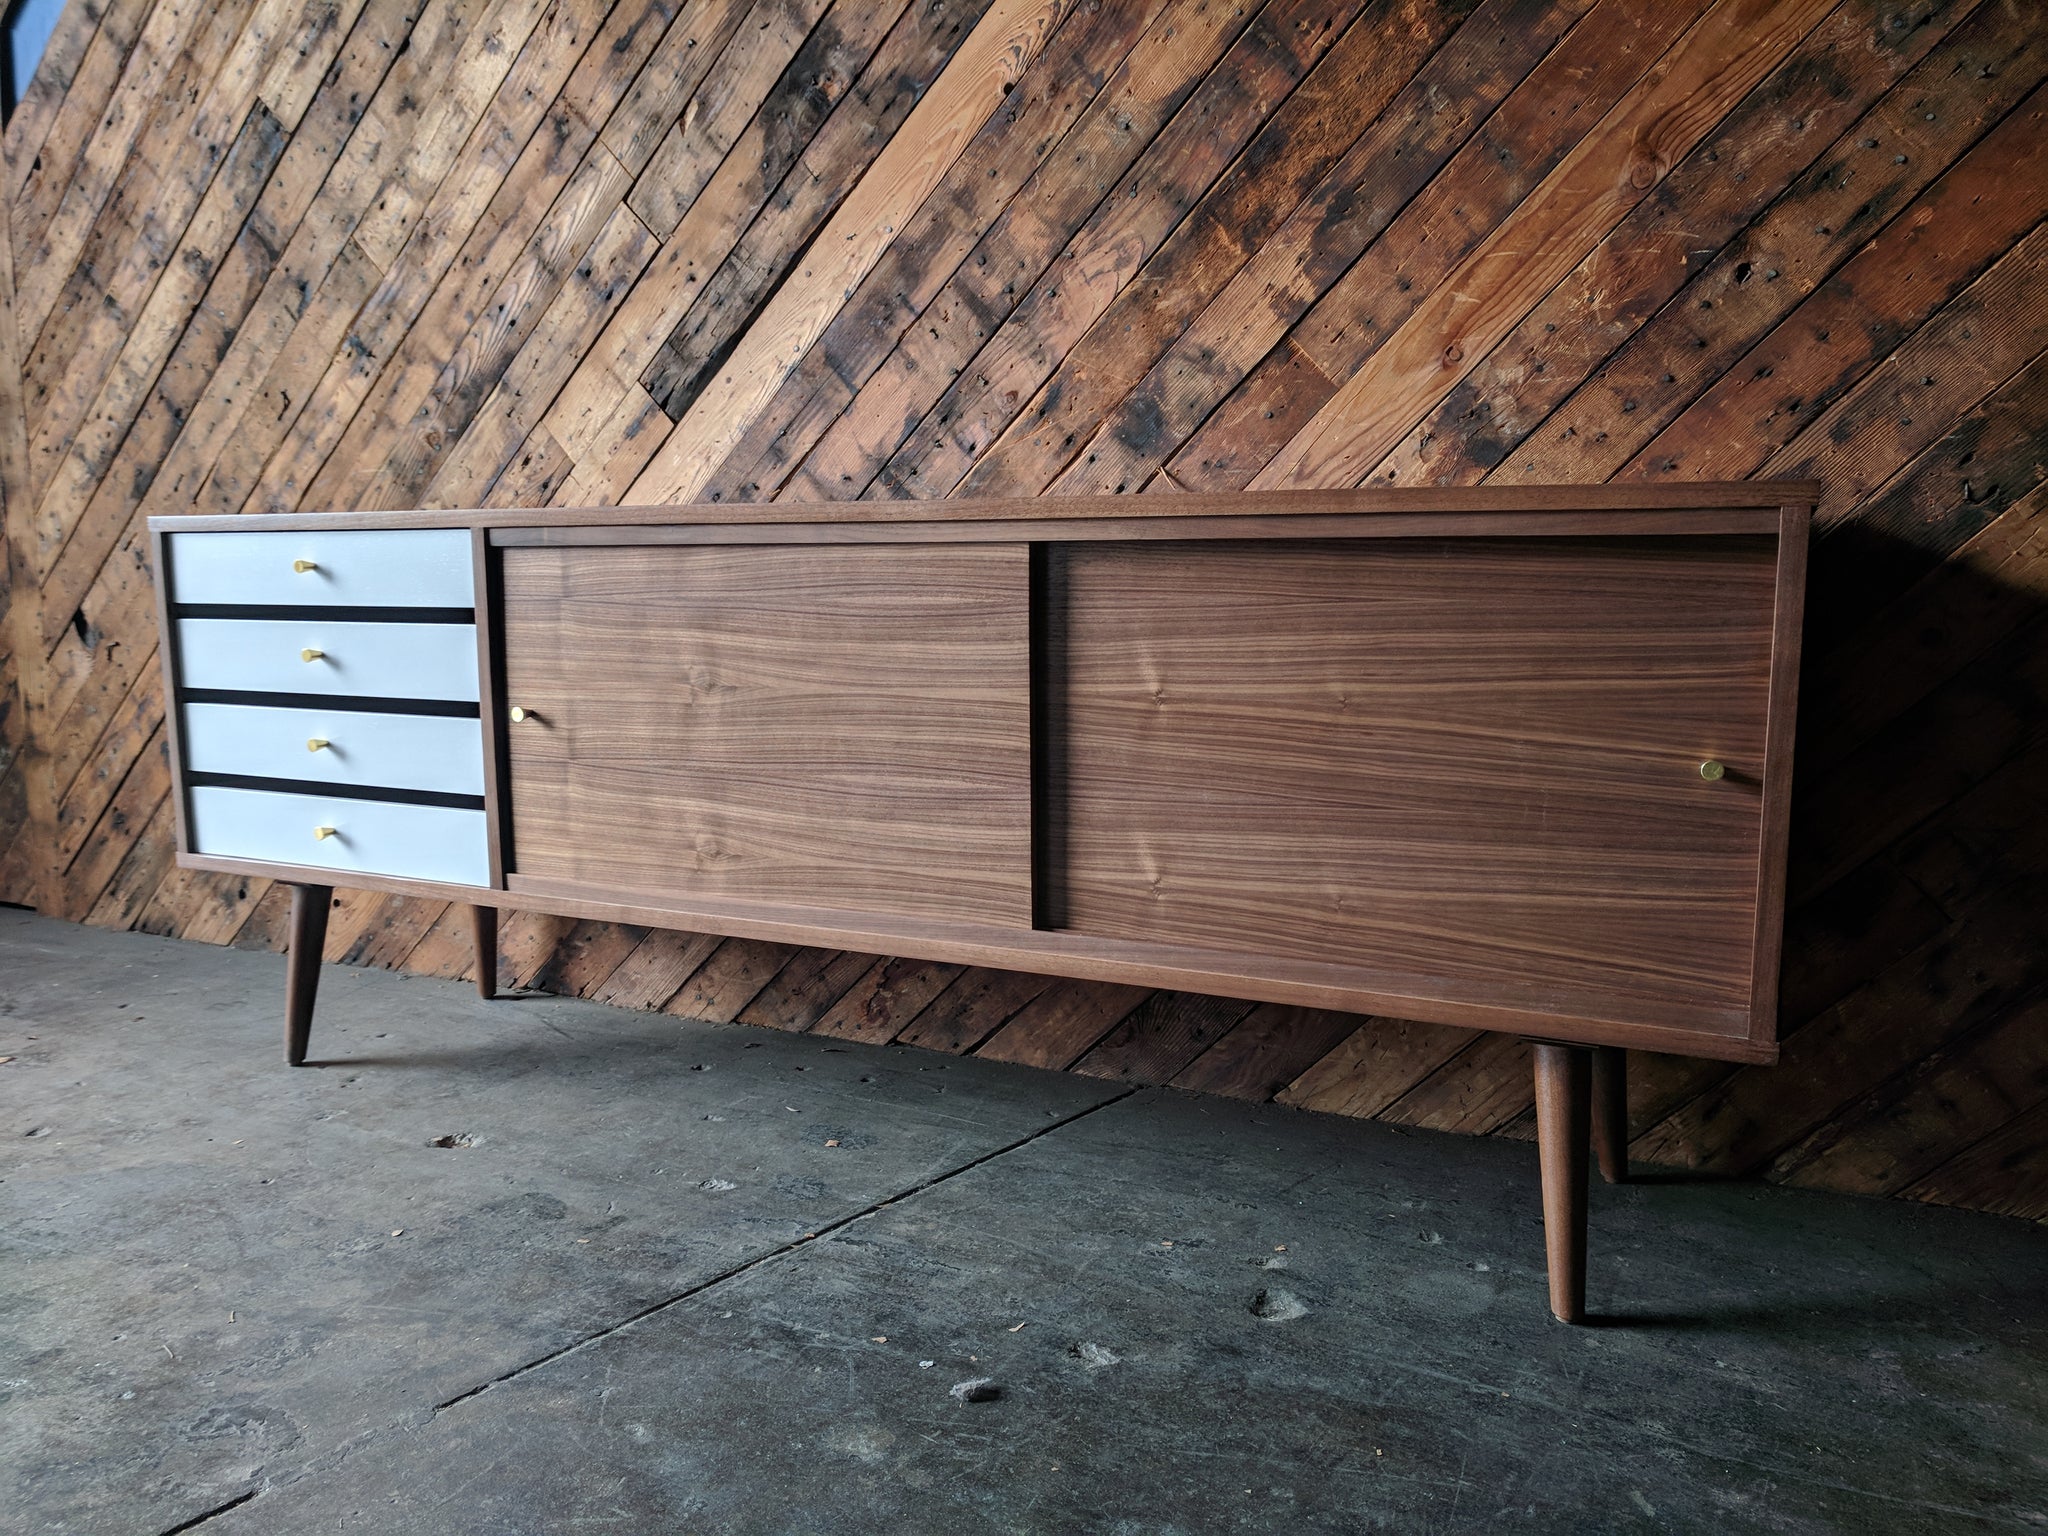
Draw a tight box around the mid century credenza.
[148,484,1812,1322]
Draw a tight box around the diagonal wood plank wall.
[2,0,2044,1221]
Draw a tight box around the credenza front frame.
[150,483,1812,1067]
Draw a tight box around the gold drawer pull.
[313,825,338,841]
[300,647,324,663]
[293,559,319,574]
[307,738,330,752]
[1699,759,1726,781]
[509,705,536,723]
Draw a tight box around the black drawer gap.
[173,604,476,623]
[186,771,485,811]
[181,689,481,718]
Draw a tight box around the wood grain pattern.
[1051,534,1779,1038]
[5,0,2044,1221]
[499,541,1032,924]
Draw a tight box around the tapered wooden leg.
[1533,1042,1590,1324]
[285,883,331,1067]
[469,904,498,1000]
[1591,1045,1628,1184]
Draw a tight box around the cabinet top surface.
[150,482,1819,535]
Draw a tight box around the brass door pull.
[313,825,338,841]
[301,647,325,663]
[293,559,318,573]
[307,738,330,752]
[509,706,537,723]
[1699,759,1726,781]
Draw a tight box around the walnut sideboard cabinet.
[148,484,1812,1322]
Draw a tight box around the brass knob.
[306,738,329,752]
[509,705,533,723]
[300,647,324,663]
[293,559,318,573]
[1699,759,1726,781]
[313,825,338,841]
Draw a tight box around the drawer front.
[183,703,485,796]
[168,529,474,608]
[189,785,490,886]
[176,619,480,701]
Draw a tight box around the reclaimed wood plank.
[1071,990,1256,1084]
[34,0,514,655]
[623,0,1085,503]
[14,0,217,347]
[1133,0,1666,496]
[538,0,922,467]
[782,0,1253,502]
[80,789,176,931]
[24,0,315,478]
[227,878,293,953]
[1628,86,2048,495]
[1495,2,2047,487]
[736,947,881,1032]
[1168,1002,1360,1102]
[1896,1098,2048,1221]
[1373,0,1973,490]
[877,0,1375,502]
[346,145,639,509]
[9,0,153,243]
[1771,992,2048,1197]
[621,0,833,238]
[892,966,1052,1053]
[57,719,168,924]
[2,0,117,203]
[1377,1032,1535,1136]
[28,100,290,551]
[638,0,988,420]
[696,0,1170,504]
[973,978,1150,1070]
[589,926,723,1010]
[135,865,271,945]
[1791,606,2048,906]
[422,200,658,506]
[1251,0,1836,492]
[1805,349,2048,640]
[0,127,50,914]
[809,956,963,1045]
[238,0,596,519]
[1633,885,2048,1176]
[518,918,652,996]
[1275,1014,1474,1119]
[595,0,757,177]
[959,0,1474,500]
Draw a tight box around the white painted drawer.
[176,619,480,701]
[167,529,474,607]
[183,703,485,796]
[189,785,490,886]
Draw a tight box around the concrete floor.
[2,911,2045,1535]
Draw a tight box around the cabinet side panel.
[501,542,1032,925]
[1051,536,1779,1038]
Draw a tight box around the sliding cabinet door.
[501,542,1031,926]
[1045,535,1780,1041]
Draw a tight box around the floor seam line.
[428,1085,1142,1414]
[153,1489,258,1534]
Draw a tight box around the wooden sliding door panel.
[1049,536,1780,1031]
[502,543,1031,924]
